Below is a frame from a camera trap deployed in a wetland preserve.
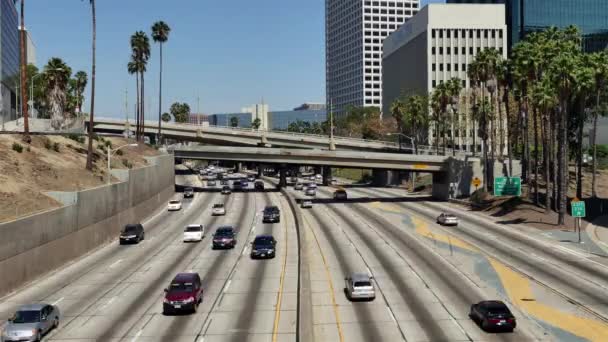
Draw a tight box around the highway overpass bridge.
[90,118,444,153]
[171,146,484,200]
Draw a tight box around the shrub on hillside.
[12,142,23,153]
[53,143,60,152]
[43,137,52,150]
[66,134,85,144]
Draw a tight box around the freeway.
[3,166,607,341]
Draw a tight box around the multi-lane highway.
[1,167,607,341]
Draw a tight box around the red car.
[163,273,203,314]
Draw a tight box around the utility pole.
[329,98,335,151]
[125,89,129,123]
[197,95,200,125]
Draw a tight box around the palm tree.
[130,31,151,141]
[84,0,96,171]
[589,51,608,198]
[19,0,30,141]
[390,97,405,149]
[446,77,463,156]
[44,58,72,130]
[127,60,140,139]
[403,94,429,155]
[151,21,171,143]
[73,71,87,114]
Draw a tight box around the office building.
[208,112,252,128]
[269,109,327,130]
[188,113,208,126]
[447,0,608,52]
[326,0,420,116]
[383,4,507,152]
[294,103,326,111]
[242,103,269,130]
[19,26,35,66]
[0,0,18,124]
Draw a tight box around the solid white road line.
[52,297,64,306]
[130,329,143,342]
[386,306,397,323]
[223,280,232,293]
[108,259,123,269]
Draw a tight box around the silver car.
[2,304,60,342]
[437,213,459,226]
[344,273,375,301]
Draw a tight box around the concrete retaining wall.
[0,154,175,298]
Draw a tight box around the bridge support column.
[279,167,287,187]
[371,170,400,187]
[234,162,242,173]
[257,165,263,178]
[322,166,332,186]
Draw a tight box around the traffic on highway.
[1,163,607,342]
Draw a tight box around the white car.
[345,273,375,301]
[167,200,182,211]
[306,182,317,189]
[301,200,313,208]
[212,203,226,216]
[437,213,459,226]
[305,188,316,197]
[315,174,322,181]
[183,224,205,242]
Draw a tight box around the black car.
[183,187,194,198]
[221,185,231,195]
[250,235,277,259]
[254,181,264,190]
[212,226,237,249]
[469,300,517,332]
[233,180,243,190]
[119,224,144,244]
[262,206,280,223]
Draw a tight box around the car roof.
[17,303,47,311]
[255,235,274,239]
[350,273,371,282]
[172,272,199,282]
[479,300,507,308]
[186,224,202,228]
[216,226,234,231]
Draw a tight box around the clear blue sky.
[27,0,443,118]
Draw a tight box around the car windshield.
[124,225,138,233]
[213,204,224,208]
[169,200,180,204]
[12,310,41,323]
[486,305,510,316]
[186,226,201,232]
[255,237,274,244]
[354,281,372,287]
[216,228,234,236]
[185,188,193,192]
[168,282,194,293]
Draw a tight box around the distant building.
[0,0,18,124]
[242,103,269,130]
[446,0,608,53]
[208,112,252,128]
[269,109,327,130]
[383,3,507,153]
[19,26,35,66]
[326,0,420,116]
[294,103,326,111]
[188,113,208,126]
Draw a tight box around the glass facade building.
[269,110,327,130]
[446,0,608,52]
[0,0,18,123]
[208,113,252,128]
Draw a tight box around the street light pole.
[107,143,138,184]
[388,132,417,191]
[329,98,335,151]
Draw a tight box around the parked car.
[119,224,145,244]
[294,183,304,190]
[469,300,516,332]
[2,304,60,342]
[305,188,316,197]
[250,235,277,259]
[233,180,243,190]
[301,200,313,209]
[212,226,237,249]
[263,206,280,223]
[167,199,182,211]
[221,186,232,195]
[212,203,226,216]
[344,273,375,301]
[254,181,264,191]
[220,179,228,185]
[183,224,205,242]
[248,175,255,182]
[437,213,459,226]
[183,187,194,198]
[333,189,347,201]
[306,182,317,189]
[162,273,203,315]
[207,180,217,187]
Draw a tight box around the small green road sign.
[571,200,586,218]
[494,177,521,197]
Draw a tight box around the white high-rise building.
[325,0,420,116]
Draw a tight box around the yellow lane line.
[303,212,345,342]
[489,258,608,341]
[272,197,290,342]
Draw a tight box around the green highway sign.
[494,177,521,197]
[571,200,586,218]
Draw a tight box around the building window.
[499,30,503,39]
[439,47,443,54]
[491,30,496,39]
[432,64,436,71]
[432,80,437,88]
[462,47,466,55]
[439,30,443,38]
[447,64,451,72]
[469,30,473,38]
[439,64,444,71]
[469,47,473,54]
[455,64,459,72]
[432,47,436,55]
[447,47,451,55]
[447,30,451,39]
[432,29,436,38]
[462,64,466,71]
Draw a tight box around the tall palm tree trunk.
[558,98,568,225]
[140,71,145,142]
[85,0,96,170]
[592,92,600,197]
[576,101,585,200]
[157,42,163,144]
[533,107,539,205]
[543,110,551,212]
[505,89,513,176]
[552,109,558,210]
[135,75,140,140]
[19,0,29,140]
